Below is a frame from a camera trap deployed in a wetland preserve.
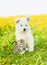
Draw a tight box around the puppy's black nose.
[23,28,26,31]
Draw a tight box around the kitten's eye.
[20,25,23,26]
[25,25,28,26]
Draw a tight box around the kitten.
[14,39,28,54]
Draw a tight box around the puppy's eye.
[20,25,23,26]
[25,25,28,26]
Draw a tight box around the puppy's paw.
[28,48,34,52]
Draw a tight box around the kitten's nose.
[23,28,26,31]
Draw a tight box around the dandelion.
[2,58,7,65]
[2,39,6,46]
[5,25,10,31]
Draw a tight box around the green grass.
[0,25,47,65]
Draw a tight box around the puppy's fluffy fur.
[15,17,34,52]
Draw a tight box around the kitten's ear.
[15,41,18,45]
[26,17,30,21]
[14,41,17,45]
[16,41,17,44]
[15,19,20,23]
[20,39,24,42]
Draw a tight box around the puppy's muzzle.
[23,28,26,31]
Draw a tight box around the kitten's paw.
[20,51,25,54]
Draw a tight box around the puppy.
[15,17,34,52]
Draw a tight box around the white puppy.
[15,17,34,52]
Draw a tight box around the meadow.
[0,15,47,65]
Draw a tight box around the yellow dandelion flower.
[2,39,6,46]
[6,26,10,30]
[2,58,7,65]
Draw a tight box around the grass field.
[0,15,47,65]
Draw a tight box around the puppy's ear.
[15,19,20,23]
[26,17,30,21]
